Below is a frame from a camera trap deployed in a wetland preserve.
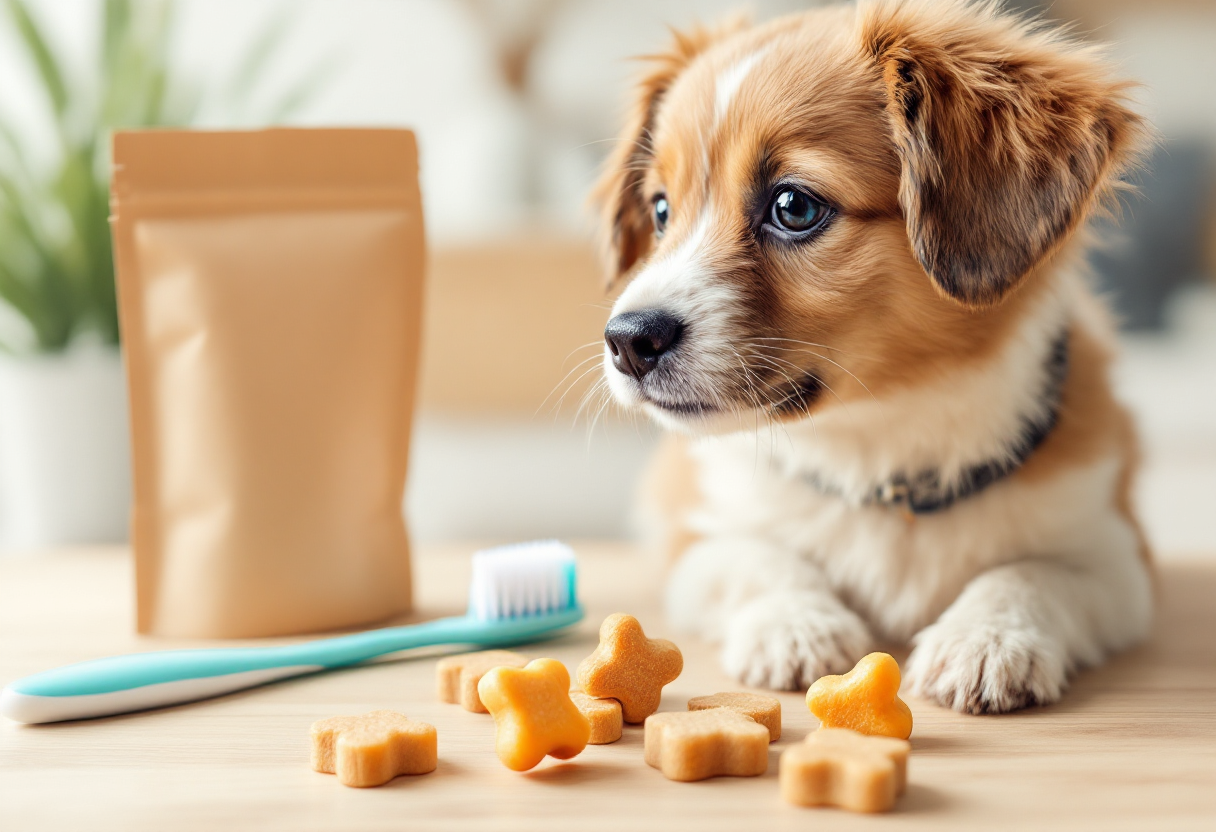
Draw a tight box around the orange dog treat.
[570,691,623,744]
[477,658,591,771]
[687,691,782,742]
[310,710,437,787]
[644,709,769,782]
[779,727,910,813]
[577,613,683,723]
[436,649,528,713]
[806,652,913,739]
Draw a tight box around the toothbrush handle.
[0,615,480,724]
[1,607,583,724]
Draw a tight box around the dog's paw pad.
[905,623,1068,714]
[720,594,872,691]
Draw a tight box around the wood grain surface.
[2,543,1214,831]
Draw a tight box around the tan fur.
[593,0,1154,712]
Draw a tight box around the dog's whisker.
[753,353,850,414]
[537,353,607,418]
[573,376,609,427]
[562,340,607,360]
[750,353,819,415]
[547,361,609,420]
[741,360,790,414]
[753,340,880,403]
[570,136,654,153]
[749,336,874,361]
[754,356,850,434]
[584,382,613,441]
[751,356,821,437]
[741,356,807,446]
[733,352,770,473]
[752,342,877,402]
[586,380,616,446]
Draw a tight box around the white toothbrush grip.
[1,664,322,724]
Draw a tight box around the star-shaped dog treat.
[576,613,683,723]
[310,710,437,787]
[779,727,911,813]
[477,658,591,771]
[436,649,529,713]
[688,691,782,741]
[806,652,913,739]
[644,709,769,781]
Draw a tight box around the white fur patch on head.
[713,48,769,128]
[613,207,713,314]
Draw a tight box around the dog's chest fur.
[682,273,1131,642]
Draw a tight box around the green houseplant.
[0,0,324,351]
[0,0,325,550]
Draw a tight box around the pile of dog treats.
[309,613,915,814]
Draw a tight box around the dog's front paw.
[664,539,741,640]
[720,592,873,691]
[665,537,810,641]
[905,621,1069,714]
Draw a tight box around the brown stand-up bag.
[111,128,425,638]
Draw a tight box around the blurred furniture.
[2,544,1214,830]
[422,233,609,414]
[408,235,658,542]
[1114,284,1216,555]
[1053,0,1216,18]
[1033,0,1216,329]
[1089,141,1213,330]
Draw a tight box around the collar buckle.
[875,480,910,506]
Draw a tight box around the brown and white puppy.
[592,0,1153,713]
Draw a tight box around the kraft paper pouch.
[111,129,425,638]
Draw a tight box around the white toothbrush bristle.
[468,540,578,621]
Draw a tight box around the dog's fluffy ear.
[591,20,745,288]
[862,0,1149,307]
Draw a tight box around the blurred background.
[0,0,1212,556]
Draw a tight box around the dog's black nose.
[604,309,684,381]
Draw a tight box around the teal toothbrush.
[1,541,582,724]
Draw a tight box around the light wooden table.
[2,543,1214,831]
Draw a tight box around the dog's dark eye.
[653,194,669,237]
[769,187,830,235]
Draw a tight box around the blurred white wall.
[1097,8,1216,146]
[1114,288,1216,558]
[5,0,1214,230]
[0,0,811,242]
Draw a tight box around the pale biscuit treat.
[779,728,911,813]
[806,652,913,740]
[577,613,683,723]
[436,650,529,713]
[687,691,782,742]
[643,709,768,782]
[477,658,591,771]
[310,710,437,788]
[570,691,623,744]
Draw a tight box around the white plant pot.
[0,347,131,553]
